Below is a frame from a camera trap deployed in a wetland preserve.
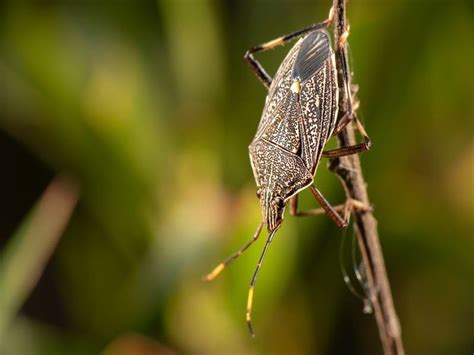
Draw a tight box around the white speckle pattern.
[248,30,339,229]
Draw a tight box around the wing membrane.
[292,30,330,82]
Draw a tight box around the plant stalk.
[330,1,405,354]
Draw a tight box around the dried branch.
[330,0,405,354]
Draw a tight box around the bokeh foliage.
[0,0,473,354]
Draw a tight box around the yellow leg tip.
[245,287,255,337]
[204,263,225,281]
[246,287,254,310]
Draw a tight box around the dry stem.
[330,0,405,354]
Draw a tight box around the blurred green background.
[0,0,473,354]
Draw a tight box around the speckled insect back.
[249,30,339,232]
[205,10,371,337]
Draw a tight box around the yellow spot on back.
[290,79,301,94]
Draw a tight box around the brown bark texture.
[330,1,405,354]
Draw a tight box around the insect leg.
[309,186,372,228]
[288,188,371,227]
[309,186,348,228]
[246,228,277,337]
[324,115,371,158]
[332,112,368,138]
[331,18,371,146]
[321,141,370,158]
[244,11,334,89]
[204,222,264,281]
[289,194,347,217]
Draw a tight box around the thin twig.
[330,1,405,354]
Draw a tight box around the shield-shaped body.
[248,30,339,231]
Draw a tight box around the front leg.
[289,194,346,218]
[288,187,371,228]
[244,10,334,89]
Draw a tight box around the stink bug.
[205,10,371,336]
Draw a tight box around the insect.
[205,9,371,336]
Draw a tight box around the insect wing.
[296,31,339,173]
[249,29,338,187]
[253,40,302,140]
[292,30,331,82]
